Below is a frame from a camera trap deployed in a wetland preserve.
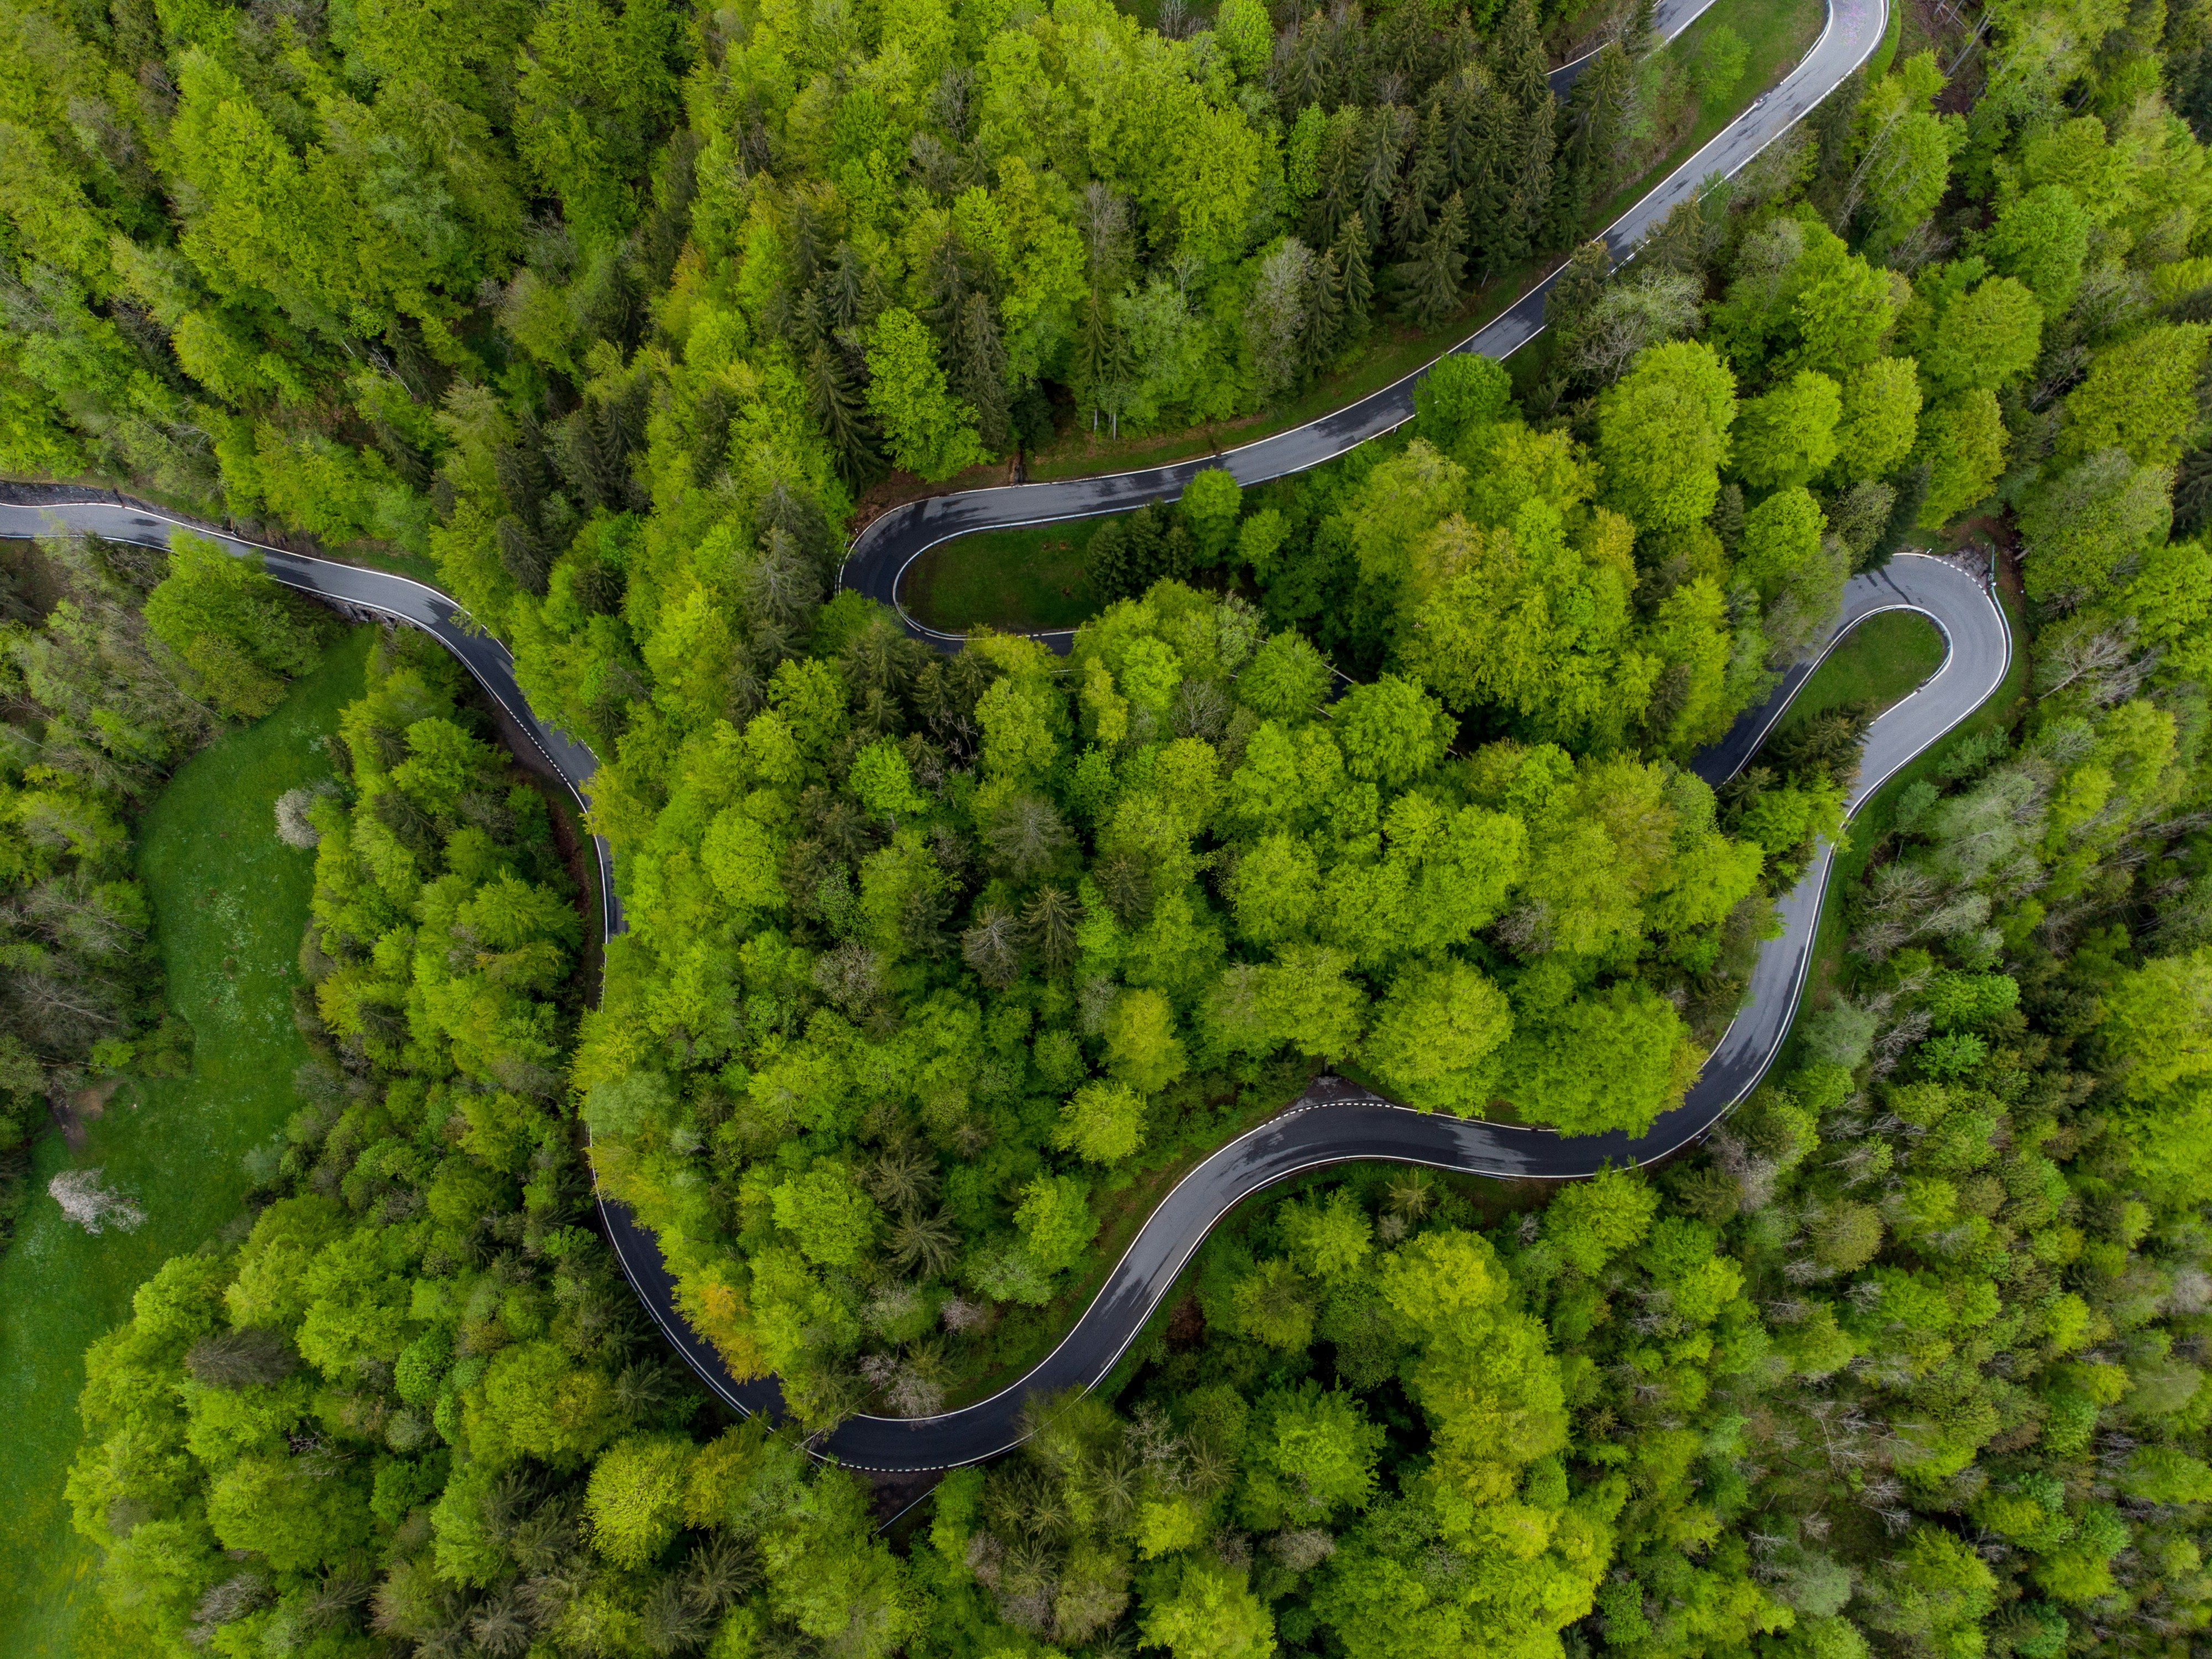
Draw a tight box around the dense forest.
[9,0,2212,1646]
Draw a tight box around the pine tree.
[1400,191,1468,330]
[953,291,1010,453]
[1075,288,1129,434]
[1629,0,1659,54]
[1337,213,1374,337]
[1359,105,1413,248]
[1394,101,1450,256]
[1490,0,1550,113]
[821,242,885,333]
[1459,67,1510,272]
[1302,243,1345,379]
[1305,111,1361,249]
[806,342,878,487]
[924,232,971,333]
[1499,93,1557,264]
[1865,461,1931,571]
[1553,41,1633,239]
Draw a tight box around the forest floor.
[0,630,368,1659]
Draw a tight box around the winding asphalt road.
[844,0,1887,646]
[0,0,1922,1475]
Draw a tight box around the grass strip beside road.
[0,631,369,1659]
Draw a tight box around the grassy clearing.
[1777,608,1949,734]
[902,519,1112,633]
[1791,554,2031,1034]
[1011,0,1824,487]
[0,629,369,1659]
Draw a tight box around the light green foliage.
[1333,675,1455,789]
[1014,1173,1097,1279]
[1543,1165,1661,1273]
[1362,961,1515,1114]
[1734,371,1843,490]
[2020,448,2174,601]
[867,307,989,481]
[771,1164,881,1268]
[1415,353,1514,450]
[143,537,325,719]
[1835,357,1923,481]
[1599,341,1739,531]
[1240,1384,1385,1525]
[1916,391,2008,525]
[1055,1078,1149,1163]
[1737,487,1828,599]
[1983,184,2092,313]
[1213,0,1275,79]
[586,1435,697,1568]
[1852,55,1960,251]
[1143,1558,1276,1659]
[2058,323,2212,466]
[1107,987,1190,1093]
[1181,468,1244,566]
[1919,274,2043,399]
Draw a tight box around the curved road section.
[1,481,2006,1469]
[0,0,1910,1473]
[844,0,1888,646]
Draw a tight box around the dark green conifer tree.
[1303,243,1346,378]
[1395,101,1451,255]
[1338,213,1375,337]
[1400,191,1468,329]
[953,291,1010,452]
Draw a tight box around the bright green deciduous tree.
[1363,961,1515,1113]
[865,307,989,481]
[1181,467,1244,565]
[1983,183,2092,314]
[586,1434,698,1569]
[1920,274,2042,399]
[1543,1165,1661,1274]
[1736,486,1828,599]
[1599,340,1738,530]
[1835,357,1923,480]
[1734,369,1843,490]
[1916,391,2008,526]
[1334,674,1454,789]
[1106,986,1189,1092]
[2058,322,2212,467]
[1143,1558,1277,1659]
[2020,448,2174,602]
[1053,1077,1149,1164]
[143,536,325,719]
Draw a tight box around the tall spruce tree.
[1552,41,1634,238]
[952,292,1010,453]
[1395,101,1451,255]
[1303,243,1347,377]
[1338,213,1375,337]
[1359,105,1415,248]
[1491,0,1550,113]
[1401,191,1469,329]
[806,342,879,486]
[1500,92,1558,264]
